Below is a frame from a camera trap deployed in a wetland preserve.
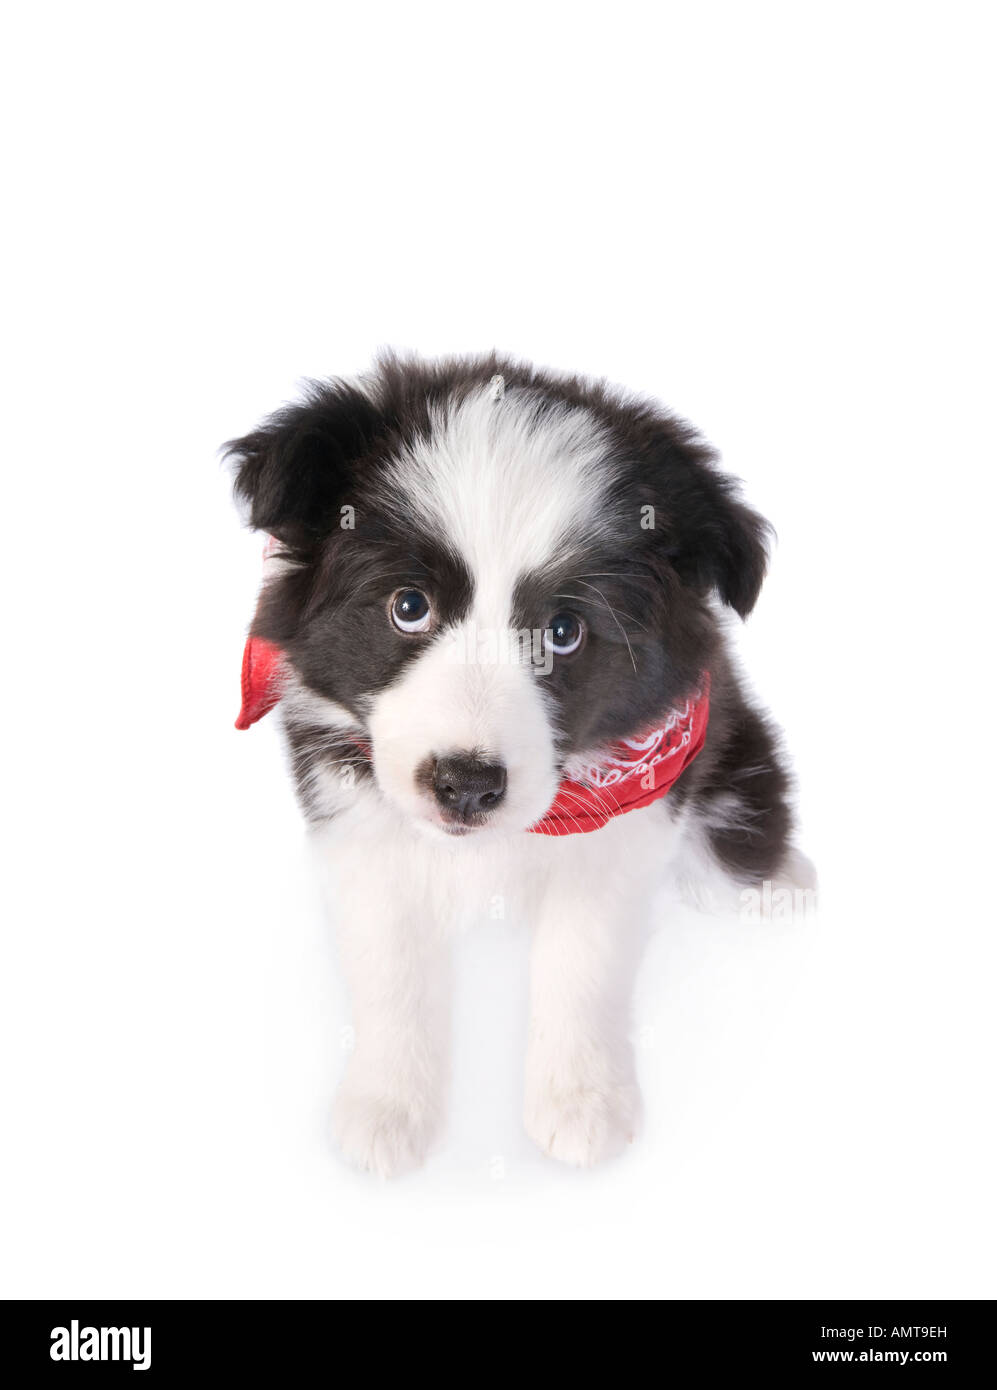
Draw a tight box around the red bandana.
[235,633,709,835]
[530,684,710,834]
[235,633,287,731]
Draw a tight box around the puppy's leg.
[524,859,644,1167]
[320,840,450,1178]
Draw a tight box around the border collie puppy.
[229,352,811,1176]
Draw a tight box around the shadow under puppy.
[228,352,812,1176]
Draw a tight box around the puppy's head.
[228,354,770,837]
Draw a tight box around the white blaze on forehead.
[382,385,618,623]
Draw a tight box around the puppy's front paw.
[524,1076,640,1168]
[333,1079,440,1179]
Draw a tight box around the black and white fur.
[228,352,811,1175]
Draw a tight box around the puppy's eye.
[391,588,432,634]
[546,611,585,656]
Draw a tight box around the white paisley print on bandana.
[583,696,700,789]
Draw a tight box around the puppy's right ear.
[225,382,384,552]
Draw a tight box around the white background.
[3,2,995,1299]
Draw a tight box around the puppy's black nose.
[432,755,507,821]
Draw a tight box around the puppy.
[228,352,811,1176]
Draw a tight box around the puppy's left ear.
[661,455,773,619]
